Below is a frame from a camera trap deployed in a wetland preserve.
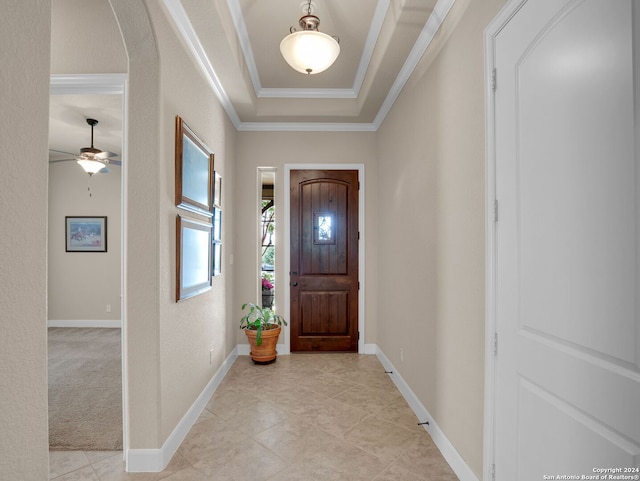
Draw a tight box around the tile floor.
[50,353,459,480]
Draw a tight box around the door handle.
[290,282,298,287]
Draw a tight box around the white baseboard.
[363,343,377,354]
[125,346,239,472]
[125,343,478,478]
[375,347,480,481]
[48,319,122,328]
[238,343,377,355]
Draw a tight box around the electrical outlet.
[209,349,214,365]
[400,348,404,363]
[106,304,111,313]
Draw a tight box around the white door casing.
[487,1,640,479]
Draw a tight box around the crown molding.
[237,121,377,132]
[226,0,390,99]
[257,88,356,99]
[50,73,127,95]
[164,0,456,132]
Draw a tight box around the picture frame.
[212,241,222,277]
[65,216,107,252]
[213,171,222,207]
[175,116,214,216]
[212,207,222,277]
[176,215,212,301]
[213,208,222,242]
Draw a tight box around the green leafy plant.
[239,302,287,346]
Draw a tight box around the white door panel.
[491,0,640,479]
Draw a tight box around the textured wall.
[376,0,507,476]
[0,1,51,479]
[145,0,239,444]
[235,131,379,347]
[48,162,122,321]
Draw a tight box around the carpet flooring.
[48,327,123,451]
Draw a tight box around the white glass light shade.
[280,30,340,74]
[77,159,106,175]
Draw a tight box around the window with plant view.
[260,171,275,309]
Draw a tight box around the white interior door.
[491,0,640,479]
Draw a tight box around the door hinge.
[491,68,497,92]
[489,463,496,480]
[493,199,499,223]
[492,332,498,356]
[358,281,360,290]
[358,331,360,340]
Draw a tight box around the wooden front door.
[290,170,359,352]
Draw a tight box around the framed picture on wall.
[176,215,212,301]
[212,207,222,277]
[213,171,222,207]
[175,115,214,216]
[65,216,107,252]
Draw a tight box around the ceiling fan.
[49,118,121,176]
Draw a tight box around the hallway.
[49,353,459,480]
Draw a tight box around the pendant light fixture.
[280,1,340,75]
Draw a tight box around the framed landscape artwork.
[176,215,212,301]
[65,216,107,252]
[175,115,214,216]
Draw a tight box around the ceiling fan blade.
[108,160,122,166]
[49,158,77,163]
[95,151,118,159]
[49,148,77,156]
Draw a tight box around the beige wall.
[146,0,238,442]
[0,1,51,479]
[235,131,379,346]
[376,0,506,476]
[51,0,127,74]
[2,0,510,477]
[48,162,122,321]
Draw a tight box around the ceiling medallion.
[279,0,340,75]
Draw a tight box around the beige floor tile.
[290,436,389,481]
[302,396,370,438]
[374,464,427,481]
[193,439,287,481]
[376,400,425,432]
[265,464,320,481]
[333,383,403,414]
[84,451,121,464]
[252,417,337,464]
[159,467,209,481]
[177,416,250,466]
[50,353,460,481]
[91,450,190,481]
[392,436,460,480]
[345,417,423,463]
[51,465,99,481]
[49,451,90,479]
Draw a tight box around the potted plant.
[240,302,287,363]
[261,275,274,308]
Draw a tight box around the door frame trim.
[484,1,528,479]
[284,164,366,354]
[49,72,129,455]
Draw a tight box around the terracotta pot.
[244,324,281,363]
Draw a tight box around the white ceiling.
[49,0,456,164]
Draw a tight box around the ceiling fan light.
[77,159,107,176]
[280,30,340,74]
